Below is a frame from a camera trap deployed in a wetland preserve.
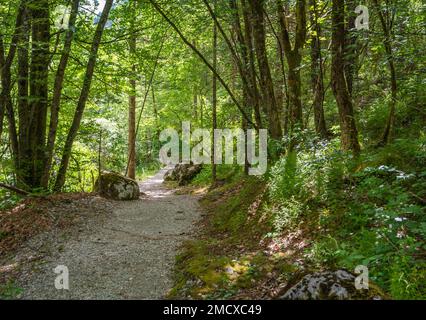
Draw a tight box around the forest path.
[17,167,202,299]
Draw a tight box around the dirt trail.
[13,167,201,299]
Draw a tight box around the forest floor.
[0,168,203,299]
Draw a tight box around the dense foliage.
[0,0,425,299]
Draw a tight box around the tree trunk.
[287,55,303,128]
[0,4,24,180]
[373,0,398,145]
[205,0,258,135]
[277,0,307,130]
[211,1,217,183]
[310,0,328,138]
[331,0,360,155]
[17,4,31,187]
[0,35,4,141]
[127,69,137,180]
[28,0,50,188]
[241,0,262,129]
[250,0,282,140]
[152,85,160,148]
[54,0,114,191]
[127,0,137,180]
[41,0,80,188]
[344,0,357,96]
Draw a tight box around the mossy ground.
[168,175,305,299]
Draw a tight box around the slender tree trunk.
[211,1,217,183]
[127,69,137,179]
[344,0,357,96]
[287,56,303,128]
[152,85,160,148]
[0,4,24,180]
[54,0,114,191]
[127,0,137,180]
[381,59,397,144]
[373,0,398,145]
[331,0,360,155]
[229,0,256,172]
[125,36,164,175]
[0,36,4,141]
[241,0,262,129]
[17,4,31,187]
[0,98,3,144]
[193,89,198,123]
[310,0,327,138]
[250,0,282,140]
[274,44,284,127]
[271,10,290,135]
[277,0,307,130]
[3,69,20,179]
[205,0,258,136]
[41,0,80,188]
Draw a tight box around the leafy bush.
[268,134,425,299]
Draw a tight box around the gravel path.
[13,168,201,299]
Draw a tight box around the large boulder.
[95,172,140,200]
[280,270,386,300]
[164,163,202,186]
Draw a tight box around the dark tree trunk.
[277,0,307,130]
[54,0,114,191]
[127,70,137,179]
[41,0,80,188]
[250,0,282,140]
[17,4,31,187]
[241,0,262,129]
[127,0,137,180]
[0,35,4,141]
[331,0,360,155]
[28,0,50,188]
[310,0,328,138]
[344,0,357,96]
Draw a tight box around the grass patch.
[169,175,291,299]
[0,280,23,300]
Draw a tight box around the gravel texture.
[7,167,201,299]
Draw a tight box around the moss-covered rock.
[94,172,140,201]
[164,163,203,186]
[280,270,387,300]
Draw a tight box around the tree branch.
[148,0,256,129]
[0,183,30,196]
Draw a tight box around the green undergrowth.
[0,280,23,300]
[169,133,426,300]
[266,134,426,299]
[169,173,282,299]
